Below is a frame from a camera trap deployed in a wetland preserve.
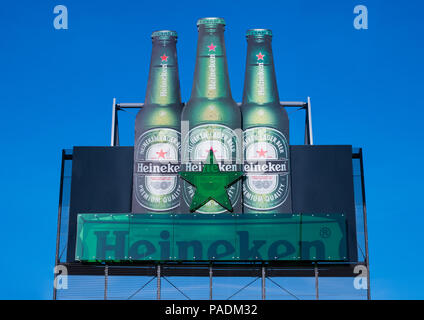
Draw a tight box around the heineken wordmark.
[132,30,182,213]
[181,17,242,214]
[241,29,292,213]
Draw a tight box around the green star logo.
[179,149,243,213]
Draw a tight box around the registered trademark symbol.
[320,227,331,238]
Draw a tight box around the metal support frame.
[53,150,73,301]
[110,97,314,147]
[157,264,161,300]
[359,148,371,300]
[163,276,191,300]
[261,265,266,300]
[53,97,373,300]
[127,276,156,300]
[209,263,213,300]
[53,150,66,301]
[227,276,261,300]
[110,98,119,147]
[266,275,300,300]
[305,97,313,145]
[104,265,109,300]
[314,262,319,300]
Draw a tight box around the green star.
[179,149,243,213]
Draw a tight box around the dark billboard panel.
[67,145,357,263]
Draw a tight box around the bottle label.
[243,127,290,211]
[182,124,241,213]
[134,128,181,211]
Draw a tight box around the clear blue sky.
[0,0,423,299]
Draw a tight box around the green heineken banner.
[75,213,348,262]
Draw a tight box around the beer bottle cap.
[151,30,178,39]
[197,17,226,26]
[246,29,273,37]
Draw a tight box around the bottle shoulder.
[241,103,289,129]
[181,98,241,128]
[135,104,182,130]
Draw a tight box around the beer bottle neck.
[145,39,181,106]
[190,26,233,100]
[242,37,280,105]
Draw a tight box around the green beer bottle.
[132,30,182,213]
[181,17,242,214]
[241,29,292,213]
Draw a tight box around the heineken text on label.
[159,54,168,97]
[243,127,290,210]
[256,52,265,96]
[134,129,181,211]
[207,43,217,91]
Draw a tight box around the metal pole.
[305,96,314,145]
[314,263,319,300]
[359,148,371,300]
[118,101,305,109]
[111,98,116,146]
[104,265,109,300]
[261,265,266,300]
[209,263,213,300]
[115,108,120,146]
[304,106,309,144]
[117,103,144,108]
[280,101,307,106]
[53,150,66,300]
[157,264,161,300]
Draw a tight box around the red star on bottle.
[256,52,265,60]
[208,43,217,51]
[160,54,168,62]
[256,148,268,158]
[156,149,167,159]
[206,147,217,155]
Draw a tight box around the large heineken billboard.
[65,18,358,264]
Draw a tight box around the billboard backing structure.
[53,98,370,300]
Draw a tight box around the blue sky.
[0,0,423,299]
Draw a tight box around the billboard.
[67,145,357,263]
[63,19,359,265]
[75,213,348,262]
